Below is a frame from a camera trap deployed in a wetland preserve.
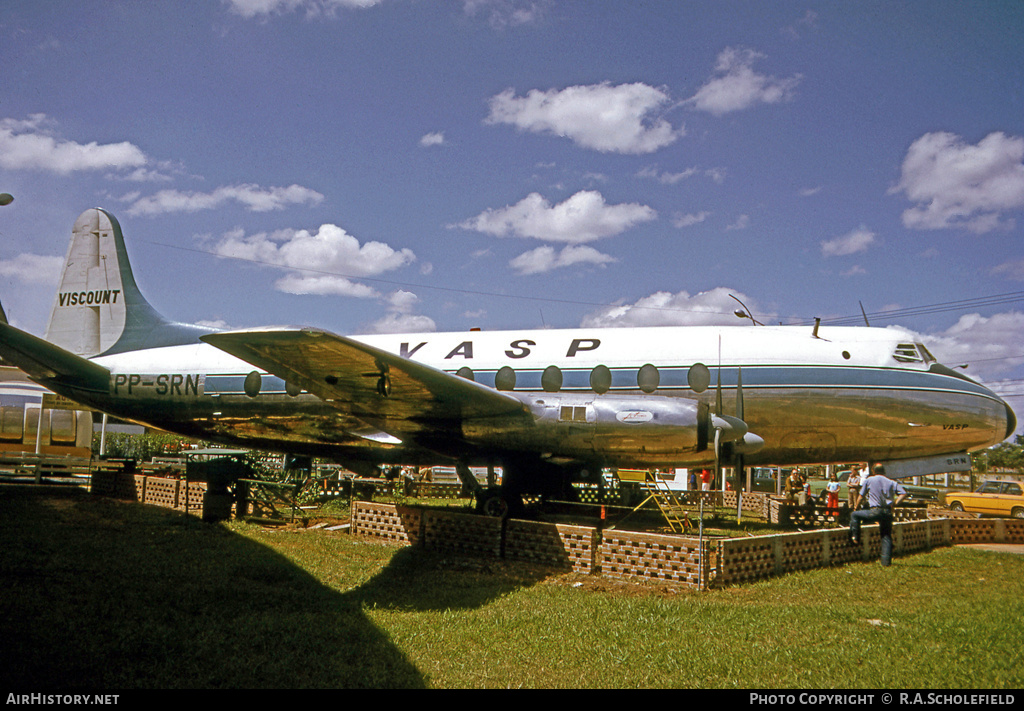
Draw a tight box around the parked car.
[944,481,1024,518]
[727,467,780,493]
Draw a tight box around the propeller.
[710,364,764,491]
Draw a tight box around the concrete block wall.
[351,501,423,545]
[421,509,503,558]
[506,519,598,573]
[948,517,1024,544]
[350,502,1023,589]
[600,529,710,586]
[91,471,208,514]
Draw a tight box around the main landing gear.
[475,486,524,519]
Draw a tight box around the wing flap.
[201,328,531,435]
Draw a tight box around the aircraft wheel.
[476,487,517,518]
[949,502,964,512]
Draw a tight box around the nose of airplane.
[1004,399,1017,441]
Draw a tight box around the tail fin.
[44,208,214,357]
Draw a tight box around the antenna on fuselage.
[859,301,871,327]
[811,317,831,342]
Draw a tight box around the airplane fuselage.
[74,324,1013,469]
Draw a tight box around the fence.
[350,501,1024,590]
[91,469,208,515]
[89,469,1024,589]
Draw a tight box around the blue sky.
[2,0,1024,430]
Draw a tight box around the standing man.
[849,464,907,566]
[847,466,864,510]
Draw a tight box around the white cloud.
[485,82,683,154]
[225,0,382,18]
[726,214,749,231]
[273,273,379,298]
[462,0,550,28]
[581,288,769,328]
[892,131,1024,233]
[991,259,1024,281]
[821,226,876,257]
[909,311,1024,379]
[686,47,801,116]
[672,211,711,228]
[456,190,656,244]
[509,245,616,275]
[638,165,699,184]
[127,184,324,215]
[368,311,437,333]
[419,132,446,147]
[366,289,436,333]
[0,254,64,284]
[0,115,147,175]
[212,223,415,298]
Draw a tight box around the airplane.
[0,208,1015,516]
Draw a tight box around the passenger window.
[0,406,23,441]
[495,366,516,391]
[49,409,77,444]
[637,364,659,394]
[590,365,611,394]
[542,365,563,392]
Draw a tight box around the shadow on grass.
[346,545,556,613]
[0,487,473,689]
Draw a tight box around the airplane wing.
[0,321,109,395]
[201,328,532,445]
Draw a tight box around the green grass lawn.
[1,487,1021,689]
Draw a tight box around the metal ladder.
[642,472,693,533]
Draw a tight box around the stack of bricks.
[142,476,180,509]
[410,482,464,499]
[723,491,771,518]
[90,470,210,514]
[351,501,422,545]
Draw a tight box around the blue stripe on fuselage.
[204,374,288,395]
[452,365,997,399]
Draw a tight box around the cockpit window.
[893,343,923,363]
[893,343,937,364]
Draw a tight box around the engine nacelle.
[522,392,701,429]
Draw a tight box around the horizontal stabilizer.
[0,321,109,394]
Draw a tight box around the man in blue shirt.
[849,464,907,566]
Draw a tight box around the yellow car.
[945,481,1024,518]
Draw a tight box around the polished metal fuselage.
[72,324,1014,469]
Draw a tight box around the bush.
[93,432,199,461]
